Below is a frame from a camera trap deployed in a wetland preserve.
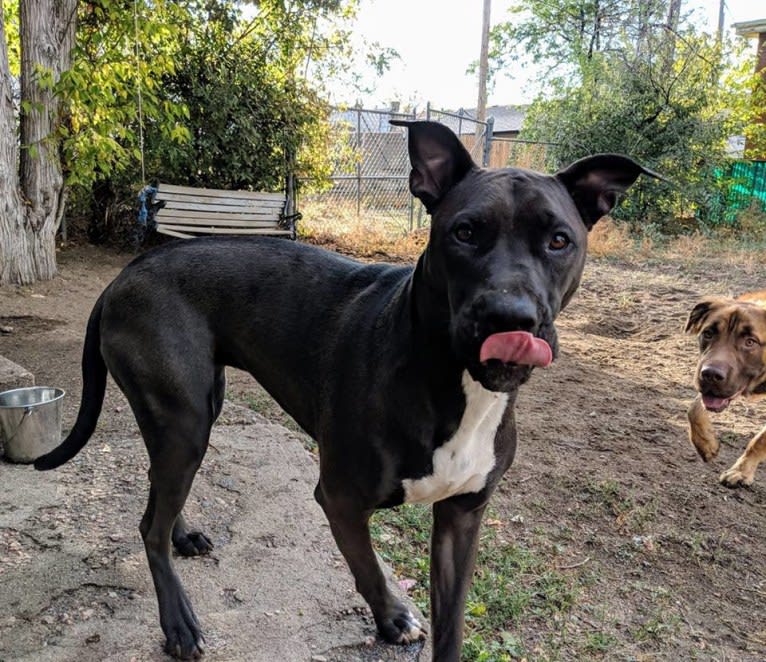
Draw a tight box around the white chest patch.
[402,371,509,505]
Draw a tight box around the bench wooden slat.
[156,208,282,223]
[160,183,285,202]
[155,227,194,239]
[151,183,296,239]
[157,224,293,237]
[157,200,286,214]
[158,218,282,231]
[158,191,286,209]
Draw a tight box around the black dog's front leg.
[430,494,488,661]
[314,483,427,644]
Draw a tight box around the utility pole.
[716,0,725,44]
[476,0,491,124]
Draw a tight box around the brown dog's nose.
[700,364,728,385]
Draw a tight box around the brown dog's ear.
[390,120,476,214]
[555,154,662,230]
[685,300,718,334]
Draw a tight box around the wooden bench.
[151,183,298,239]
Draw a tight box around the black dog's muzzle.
[452,289,558,392]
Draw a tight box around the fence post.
[284,134,297,236]
[356,107,361,217]
[483,116,494,167]
[408,108,417,232]
[417,105,425,228]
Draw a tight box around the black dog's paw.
[377,605,428,645]
[173,530,214,557]
[162,591,205,659]
[164,635,205,660]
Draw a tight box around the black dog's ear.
[685,300,719,334]
[555,154,662,230]
[391,120,476,214]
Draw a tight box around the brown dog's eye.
[548,233,570,251]
[701,327,715,340]
[744,337,760,349]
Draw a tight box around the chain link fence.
[301,105,549,240]
[425,104,493,167]
[301,107,417,238]
[302,105,492,237]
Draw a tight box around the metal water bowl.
[0,386,65,463]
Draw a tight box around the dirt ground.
[2,241,766,661]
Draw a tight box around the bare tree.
[0,1,77,285]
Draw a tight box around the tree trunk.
[0,0,77,285]
[662,0,681,76]
[0,3,25,284]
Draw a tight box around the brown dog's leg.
[687,395,719,461]
[720,424,766,487]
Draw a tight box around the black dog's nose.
[483,296,538,333]
[700,364,727,384]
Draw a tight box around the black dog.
[35,121,656,661]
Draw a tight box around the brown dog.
[686,291,766,486]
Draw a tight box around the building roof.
[412,104,528,135]
[330,104,528,135]
[734,19,766,38]
[330,107,414,133]
[483,105,528,133]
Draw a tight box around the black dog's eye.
[454,223,474,244]
[548,233,570,251]
[701,327,716,340]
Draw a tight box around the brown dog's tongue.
[701,394,730,412]
[479,331,553,367]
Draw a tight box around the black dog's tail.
[34,296,107,471]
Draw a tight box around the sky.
[326,0,765,111]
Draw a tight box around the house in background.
[330,103,529,138]
[479,105,528,139]
[327,102,537,185]
[734,18,766,159]
[414,104,528,138]
[330,105,414,133]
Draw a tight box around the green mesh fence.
[723,160,766,219]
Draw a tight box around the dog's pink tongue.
[479,331,553,367]
[702,395,730,411]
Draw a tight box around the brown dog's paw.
[687,398,719,462]
[719,466,754,488]
[695,441,719,463]
[689,428,719,462]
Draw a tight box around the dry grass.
[587,217,635,257]
[302,224,428,263]
[588,215,766,270]
[299,199,427,262]
[662,234,766,270]
[661,232,709,259]
[298,202,766,270]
